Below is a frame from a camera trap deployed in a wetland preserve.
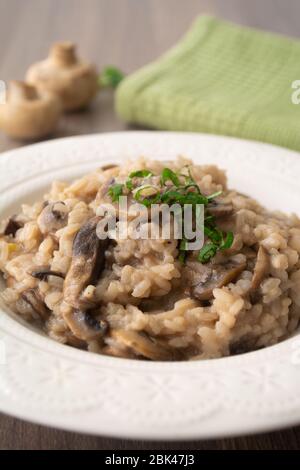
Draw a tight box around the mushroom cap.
[0,80,62,140]
[26,42,99,111]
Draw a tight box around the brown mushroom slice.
[30,266,65,281]
[110,330,178,361]
[185,259,246,301]
[37,201,68,235]
[16,288,49,320]
[207,201,233,218]
[63,216,109,309]
[102,345,136,359]
[2,216,23,237]
[63,307,108,341]
[65,332,86,349]
[251,245,269,290]
[100,164,118,171]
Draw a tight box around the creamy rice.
[0,156,300,360]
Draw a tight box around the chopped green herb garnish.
[184,183,201,193]
[107,166,234,264]
[133,185,160,207]
[161,190,208,206]
[220,231,234,250]
[204,225,223,244]
[161,168,180,187]
[207,190,223,200]
[99,66,125,88]
[125,179,133,190]
[125,169,153,191]
[108,183,124,202]
[198,243,218,263]
[129,170,153,179]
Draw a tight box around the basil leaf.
[108,183,124,202]
[220,231,234,250]
[198,243,218,263]
[126,179,133,190]
[207,190,223,200]
[161,168,180,187]
[204,226,223,244]
[129,170,153,179]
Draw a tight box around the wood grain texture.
[0,0,300,450]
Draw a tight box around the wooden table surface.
[0,0,300,450]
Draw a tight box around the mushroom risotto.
[1,157,300,360]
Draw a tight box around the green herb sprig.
[108,183,124,202]
[107,166,234,263]
[99,66,125,88]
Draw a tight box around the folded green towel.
[116,16,300,151]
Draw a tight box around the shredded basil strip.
[207,190,223,200]
[125,179,133,190]
[134,186,160,207]
[126,170,153,191]
[129,170,153,179]
[161,190,208,206]
[220,231,234,250]
[161,168,180,187]
[198,243,218,263]
[108,167,234,265]
[184,183,201,193]
[204,226,223,243]
[108,183,124,202]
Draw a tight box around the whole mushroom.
[26,42,99,111]
[0,81,62,140]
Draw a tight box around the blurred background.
[0,0,299,151]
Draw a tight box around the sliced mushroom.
[63,307,108,341]
[102,344,136,359]
[251,245,269,290]
[110,329,181,361]
[100,164,118,171]
[30,266,65,281]
[63,216,109,309]
[37,201,68,235]
[2,216,23,237]
[16,288,49,320]
[207,200,233,218]
[65,332,86,349]
[185,259,246,301]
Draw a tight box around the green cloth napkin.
[116,16,300,151]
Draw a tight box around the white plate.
[1,131,300,440]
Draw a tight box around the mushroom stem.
[50,42,77,67]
